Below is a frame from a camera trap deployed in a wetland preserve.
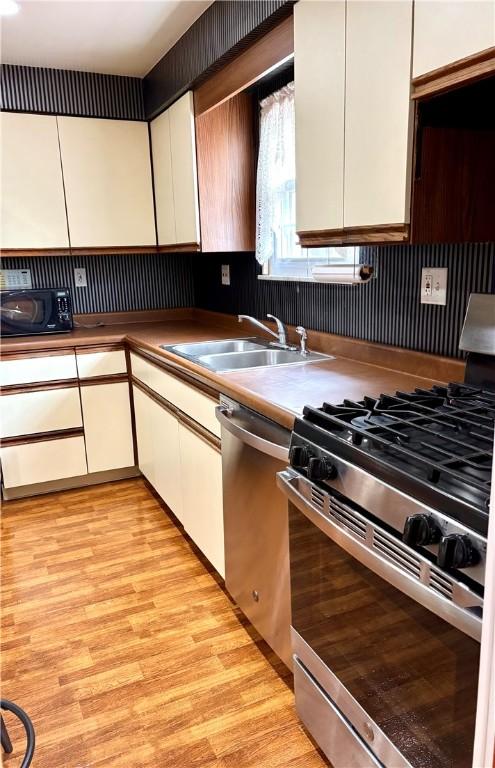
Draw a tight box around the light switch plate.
[74,267,87,288]
[421,267,448,305]
[221,265,230,286]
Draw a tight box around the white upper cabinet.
[413,0,495,78]
[0,113,69,249]
[294,0,345,235]
[150,91,200,246]
[57,117,156,248]
[344,0,413,228]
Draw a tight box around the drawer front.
[293,659,380,768]
[0,387,83,438]
[0,353,77,386]
[76,350,127,379]
[130,352,219,437]
[0,436,88,488]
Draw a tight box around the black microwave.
[0,288,73,337]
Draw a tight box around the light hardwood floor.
[1,478,327,767]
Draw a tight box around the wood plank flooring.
[1,478,327,767]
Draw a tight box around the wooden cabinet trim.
[125,347,139,466]
[194,16,294,117]
[76,344,126,355]
[412,46,495,99]
[1,379,79,395]
[297,223,410,248]
[178,411,221,453]
[131,377,220,451]
[0,245,199,257]
[1,348,76,361]
[128,344,220,402]
[79,373,129,387]
[1,426,84,448]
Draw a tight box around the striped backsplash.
[0,64,145,120]
[1,253,194,314]
[193,243,495,359]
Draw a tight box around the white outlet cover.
[74,267,87,288]
[421,267,448,306]
[221,264,230,286]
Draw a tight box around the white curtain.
[255,82,295,266]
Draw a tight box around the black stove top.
[294,383,494,535]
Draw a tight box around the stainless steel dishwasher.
[216,396,292,669]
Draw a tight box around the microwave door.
[1,291,54,335]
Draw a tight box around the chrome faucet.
[238,314,291,348]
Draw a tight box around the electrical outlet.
[221,265,230,286]
[74,267,87,288]
[421,267,447,306]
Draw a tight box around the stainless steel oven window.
[287,499,480,768]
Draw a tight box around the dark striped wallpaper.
[1,253,194,314]
[0,64,144,120]
[144,0,293,118]
[193,243,495,359]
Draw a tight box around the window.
[255,81,357,280]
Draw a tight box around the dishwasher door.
[216,398,292,669]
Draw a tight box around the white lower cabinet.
[179,423,225,579]
[1,436,87,488]
[132,382,224,577]
[132,386,183,522]
[80,382,135,473]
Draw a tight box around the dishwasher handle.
[216,404,290,461]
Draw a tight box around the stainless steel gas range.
[277,295,494,768]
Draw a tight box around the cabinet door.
[150,109,176,246]
[132,386,183,522]
[150,398,183,523]
[294,0,345,235]
[344,0,413,229]
[80,382,134,473]
[169,92,200,245]
[57,117,156,248]
[133,386,155,483]
[0,113,69,249]
[179,424,224,578]
[413,0,495,78]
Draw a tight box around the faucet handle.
[296,325,307,340]
[296,326,308,355]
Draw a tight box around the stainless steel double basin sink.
[161,338,331,373]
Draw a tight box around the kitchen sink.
[162,338,332,372]
[167,338,266,357]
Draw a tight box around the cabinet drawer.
[0,353,77,386]
[0,387,83,438]
[0,436,87,488]
[130,353,219,437]
[76,350,127,378]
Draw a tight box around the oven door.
[0,290,56,336]
[277,469,482,768]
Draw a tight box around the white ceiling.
[0,0,213,77]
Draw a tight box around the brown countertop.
[1,310,463,430]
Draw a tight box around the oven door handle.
[277,469,482,642]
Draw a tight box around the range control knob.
[289,445,312,469]
[307,457,337,482]
[438,534,480,570]
[403,514,441,547]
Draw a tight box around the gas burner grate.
[302,383,494,514]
